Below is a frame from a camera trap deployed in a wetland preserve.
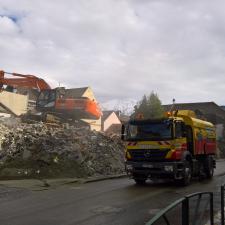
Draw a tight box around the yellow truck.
[121,110,216,185]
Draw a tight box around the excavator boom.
[0,70,51,90]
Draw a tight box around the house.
[101,111,122,134]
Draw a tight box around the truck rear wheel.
[204,156,214,179]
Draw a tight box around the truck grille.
[129,149,170,162]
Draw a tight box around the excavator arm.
[0,70,51,91]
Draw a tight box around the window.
[175,121,184,138]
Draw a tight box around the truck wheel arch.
[181,151,193,162]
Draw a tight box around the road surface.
[0,160,225,225]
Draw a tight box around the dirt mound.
[0,123,125,178]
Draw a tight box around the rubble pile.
[0,123,125,178]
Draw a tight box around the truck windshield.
[126,120,173,141]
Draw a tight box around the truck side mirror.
[121,124,126,141]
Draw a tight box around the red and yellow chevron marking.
[158,141,171,145]
[127,142,137,146]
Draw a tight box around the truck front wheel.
[178,161,192,186]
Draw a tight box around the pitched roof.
[64,87,89,98]
[101,110,115,122]
[101,110,130,123]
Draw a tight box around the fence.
[146,192,214,225]
[221,184,225,225]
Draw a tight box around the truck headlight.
[125,151,132,160]
[164,165,173,172]
[126,164,133,171]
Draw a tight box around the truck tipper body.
[121,110,216,185]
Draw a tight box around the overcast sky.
[0,0,225,111]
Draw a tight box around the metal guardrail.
[221,184,225,225]
[146,192,214,225]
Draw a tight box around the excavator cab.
[36,89,57,110]
[36,87,102,121]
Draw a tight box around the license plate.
[126,165,133,170]
[142,164,154,168]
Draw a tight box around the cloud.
[0,15,19,34]
[0,0,225,111]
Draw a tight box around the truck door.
[186,125,194,155]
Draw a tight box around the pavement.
[0,159,224,191]
[0,160,224,225]
[0,174,127,191]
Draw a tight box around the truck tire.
[204,156,214,179]
[179,161,192,186]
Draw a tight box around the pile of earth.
[0,122,125,179]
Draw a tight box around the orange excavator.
[0,70,102,121]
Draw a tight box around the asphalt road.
[0,161,225,225]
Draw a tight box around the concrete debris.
[0,123,125,178]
